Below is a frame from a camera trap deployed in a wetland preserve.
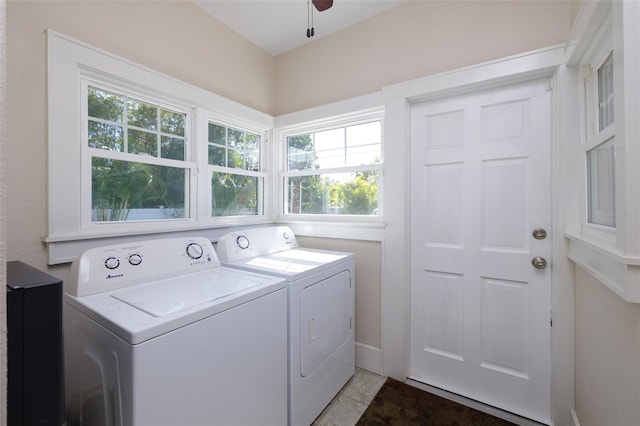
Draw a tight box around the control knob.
[104,256,120,270]
[236,235,250,250]
[128,253,143,266]
[186,242,204,259]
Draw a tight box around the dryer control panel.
[67,237,219,297]
[216,226,299,263]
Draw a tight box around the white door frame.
[380,44,574,425]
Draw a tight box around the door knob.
[531,256,547,270]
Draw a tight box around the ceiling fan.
[312,0,333,12]
[307,0,334,38]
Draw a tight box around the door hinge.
[550,311,553,327]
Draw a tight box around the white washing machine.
[63,236,288,426]
[216,226,355,426]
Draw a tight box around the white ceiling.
[194,0,407,56]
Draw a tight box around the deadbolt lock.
[532,228,547,240]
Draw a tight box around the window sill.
[566,232,640,302]
[276,220,386,242]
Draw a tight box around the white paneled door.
[410,79,551,424]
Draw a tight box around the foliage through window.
[208,122,264,217]
[284,120,382,216]
[87,85,190,222]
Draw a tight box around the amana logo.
[106,273,124,279]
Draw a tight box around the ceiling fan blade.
[312,0,333,12]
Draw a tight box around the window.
[282,116,382,217]
[584,50,615,228]
[46,31,274,263]
[207,121,265,216]
[85,84,192,223]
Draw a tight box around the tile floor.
[312,368,387,426]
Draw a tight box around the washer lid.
[65,267,287,344]
[112,270,261,317]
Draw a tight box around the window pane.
[315,128,345,168]
[286,171,378,215]
[161,136,184,161]
[208,145,225,166]
[88,87,124,123]
[287,134,317,171]
[598,53,614,131]
[228,128,243,149]
[287,122,381,171]
[211,172,261,216]
[92,157,187,222]
[160,110,185,137]
[128,129,157,156]
[208,123,225,145]
[227,148,244,169]
[88,121,123,151]
[245,133,260,171]
[346,122,381,166]
[128,99,157,130]
[587,141,615,227]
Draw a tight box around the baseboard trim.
[355,342,382,375]
[570,409,581,426]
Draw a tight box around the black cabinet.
[7,261,63,425]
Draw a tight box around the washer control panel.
[68,237,219,297]
[216,226,299,263]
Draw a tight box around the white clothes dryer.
[216,226,355,426]
[64,237,288,426]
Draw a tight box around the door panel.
[410,79,551,424]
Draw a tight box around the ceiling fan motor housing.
[313,0,333,12]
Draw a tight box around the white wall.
[574,265,640,426]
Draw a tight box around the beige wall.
[274,0,573,115]
[1,0,7,423]
[574,266,640,426]
[3,1,581,422]
[5,0,274,277]
[297,236,381,349]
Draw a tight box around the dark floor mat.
[356,378,515,426]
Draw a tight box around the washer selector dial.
[236,235,250,250]
[128,253,143,266]
[186,242,204,259]
[104,256,120,270]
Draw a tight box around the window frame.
[277,108,384,223]
[577,12,617,239]
[565,0,640,302]
[80,78,198,228]
[45,31,274,263]
[205,114,269,219]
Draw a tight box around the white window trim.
[564,0,640,302]
[204,116,269,220]
[45,31,274,263]
[80,78,198,229]
[275,105,385,231]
